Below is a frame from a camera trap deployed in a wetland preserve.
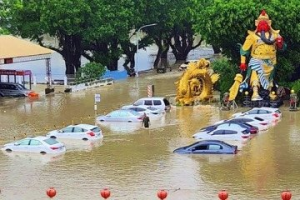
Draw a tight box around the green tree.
[194,0,300,83]
[76,62,106,82]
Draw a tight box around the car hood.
[4,142,16,147]
[47,130,59,135]
[173,147,186,153]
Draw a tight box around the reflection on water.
[2,151,65,165]
[1,74,300,199]
[57,138,103,152]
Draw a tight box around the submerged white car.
[121,105,164,116]
[232,107,282,121]
[215,116,270,131]
[1,136,66,155]
[193,128,251,141]
[46,124,103,141]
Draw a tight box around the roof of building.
[0,35,52,60]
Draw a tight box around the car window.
[91,127,101,132]
[247,110,259,114]
[212,130,224,135]
[73,127,85,132]
[231,118,252,123]
[258,110,271,114]
[133,100,143,106]
[119,111,130,117]
[153,100,162,105]
[17,139,30,145]
[17,84,27,89]
[144,100,152,106]
[275,110,281,114]
[9,85,17,90]
[208,144,222,150]
[29,139,42,145]
[43,138,59,145]
[109,111,121,117]
[218,123,240,129]
[224,130,237,135]
[61,127,74,132]
[194,144,208,150]
[129,110,140,116]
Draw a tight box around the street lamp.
[135,23,157,77]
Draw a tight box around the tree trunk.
[60,34,82,75]
[107,39,119,71]
[212,44,221,54]
[169,24,202,64]
[159,44,170,70]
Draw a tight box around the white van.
[132,97,171,111]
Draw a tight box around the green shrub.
[76,62,106,82]
[212,57,239,96]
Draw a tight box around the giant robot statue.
[229,10,286,101]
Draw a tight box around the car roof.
[74,124,97,129]
[251,107,279,111]
[30,136,48,140]
[136,97,166,100]
[0,82,20,86]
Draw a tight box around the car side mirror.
[191,148,196,151]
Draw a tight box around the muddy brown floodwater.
[0,71,300,200]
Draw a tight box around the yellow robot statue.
[175,58,219,106]
[229,10,286,101]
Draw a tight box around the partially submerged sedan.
[97,109,144,123]
[173,140,238,154]
[193,128,251,141]
[1,136,66,155]
[232,107,282,121]
[47,124,103,141]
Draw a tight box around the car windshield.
[91,127,101,132]
[43,138,59,145]
[243,122,253,128]
[16,84,27,90]
[129,110,140,116]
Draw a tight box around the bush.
[212,57,239,96]
[291,79,300,100]
[76,62,106,82]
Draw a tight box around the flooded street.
[1,73,300,200]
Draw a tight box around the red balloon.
[46,187,56,198]
[157,190,168,200]
[218,189,228,200]
[281,191,292,200]
[100,188,111,199]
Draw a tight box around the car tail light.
[273,113,279,118]
[87,131,95,137]
[137,116,143,120]
[260,122,268,125]
[50,146,59,150]
[250,128,257,134]
[241,135,249,139]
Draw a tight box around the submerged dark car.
[173,140,238,154]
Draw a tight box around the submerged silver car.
[0,82,31,97]
[97,109,144,122]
